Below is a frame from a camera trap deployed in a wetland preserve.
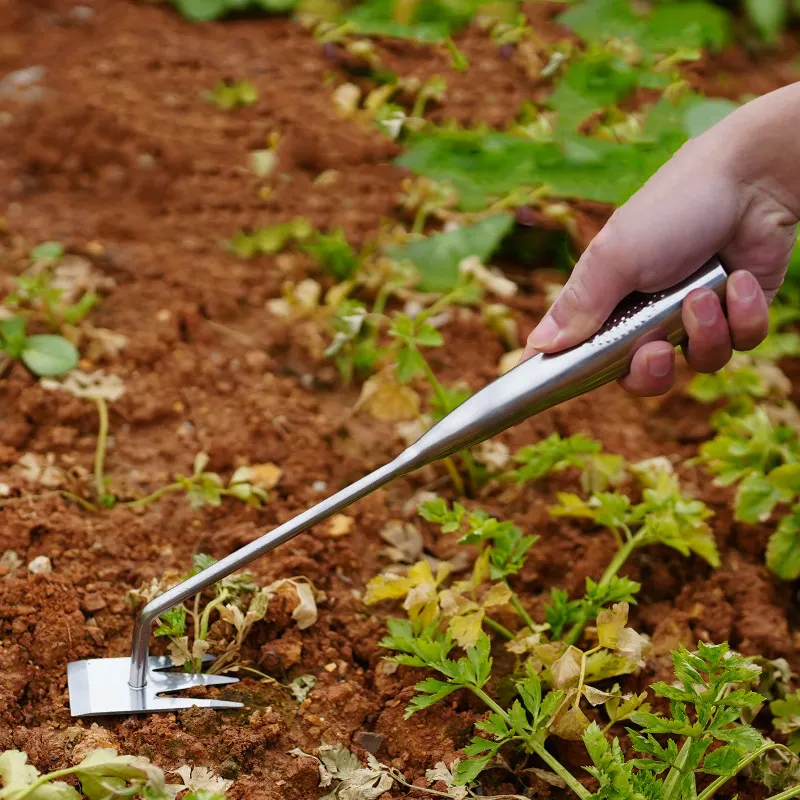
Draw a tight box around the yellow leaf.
[550,646,582,690]
[438,589,478,618]
[290,581,318,630]
[357,373,420,422]
[449,610,486,648]
[596,602,651,667]
[470,548,491,589]
[482,582,512,609]
[247,463,283,490]
[596,602,629,650]
[364,573,413,605]
[326,514,355,538]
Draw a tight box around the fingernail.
[690,292,718,326]
[528,315,560,349]
[646,349,673,377]
[730,271,758,303]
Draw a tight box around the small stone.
[28,555,52,574]
[0,482,10,497]
[245,350,268,370]
[355,731,384,755]
[312,480,327,493]
[324,662,337,673]
[82,593,107,613]
[69,5,95,22]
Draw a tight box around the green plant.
[5,245,99,329]
[205,79,258,109]
[697,406,800,580]
[129,553,318,675]
[584,642,794,800]
[228,218,313,258]
[303,229,362,280]
[0,317,78,378]
[127,452,273,510]
[549,459,718,644]
[508,432,626,493]
[0,747,227,800]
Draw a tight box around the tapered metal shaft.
[129,257,728,689]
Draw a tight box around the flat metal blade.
[68,657,243,717]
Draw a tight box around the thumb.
[526,223,637,353]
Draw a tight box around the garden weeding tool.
[67,256,728,716]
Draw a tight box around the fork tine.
[153,673,240,692]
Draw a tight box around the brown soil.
[1,2,799,799]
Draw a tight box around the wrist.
[708,82,800,221]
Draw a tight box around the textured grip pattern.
[589,290,670,348]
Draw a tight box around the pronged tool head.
[67,655,242,717]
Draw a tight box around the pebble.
[355,731,384,755]
[0,482,9,497]
[28,555,53,574]
[0,66,46,103]
[69,5,95,22]
[312,480,327,493]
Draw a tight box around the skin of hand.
[522,81,800,396]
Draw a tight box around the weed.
[0,317,78,378]
[0,747,228,800]
[129,553,319,675]
[205,79,258,109]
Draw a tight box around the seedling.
[697,406,800,579]
[205,79,258,109]
[508,432,626,493]
[549,458,718,643]
[0,316,78,378]
[129,553,318,675]
[228,217,313,258]
[0,747,226,800]
[127,452,273,510]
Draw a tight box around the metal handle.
[127,255,728,690]
[402,255,729,466]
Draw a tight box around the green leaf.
[744,0,787,40]
[558,0,730,53]
[386,214,514,293]
[395,347,426,383]
[0,750,40,792]
[702,745,745,776]
[154,606,187,637]
[303,229,360,281]
[683,98,738,138]
[736,473,785,524]
[452,752,494,785]
[21,335,79,377]
[766,506,800,580]
[30,241,64,261]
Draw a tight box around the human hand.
[522,82,800,396]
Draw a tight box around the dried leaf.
[482,581,512,608]
[473,440,511,471]
[550,646,582,690]
[498,348,524,375]
[596,602,651,667]
[379,520,424,563]
[550,702,590,740]
[0,550,23,576]
[17,452,65,488]
[230,463,282,490]
[291,581,318,630]
[172,765,233,795]
[41,369,126,401]
[458,255,517,298]
[425,761,468,799]
[326,514,355,538]
[357,372,420,422]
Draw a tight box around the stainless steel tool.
[67,256,728,716]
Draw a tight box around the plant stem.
[765,786,800,800]
[696,743,789,800]
[508,591,537,631]
[459,448,481,492]
[662,738,694,800]
[470,687,591,800]
[93,396,110,501]
[563,533,642,646]
[126,482,184,509]
[15,766,82,799]
[442,456,466,496]
[484,616,514,640]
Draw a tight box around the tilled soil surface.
[1,2,800,798]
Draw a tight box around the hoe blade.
[67,656,242,717]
